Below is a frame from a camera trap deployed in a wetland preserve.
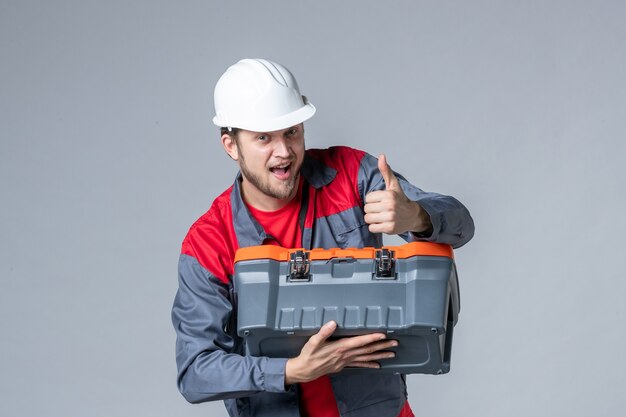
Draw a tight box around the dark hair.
[220,127,240,137]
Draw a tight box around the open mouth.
[269,163,292,180]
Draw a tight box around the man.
[172,58,474,417]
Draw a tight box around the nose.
[272,136,291,159]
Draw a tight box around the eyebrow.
[249,124,300,139]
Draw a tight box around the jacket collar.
[301,153,337,189]
[231,152,337,248]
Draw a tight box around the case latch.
[288,250,311,282]
[374,248,396,279]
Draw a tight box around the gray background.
[1,1,625,416]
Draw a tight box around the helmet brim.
[213,103,316,133]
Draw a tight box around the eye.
[257,134,268,141]
[286,128,298,137]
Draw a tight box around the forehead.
[240,124,303,137]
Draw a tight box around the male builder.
[172,58,474,417]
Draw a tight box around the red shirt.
[244,185,303,249]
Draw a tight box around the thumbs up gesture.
[364,154,432,235]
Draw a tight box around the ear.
[222,133,239,161]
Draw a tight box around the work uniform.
[172,146,474,417]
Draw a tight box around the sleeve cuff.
[263,357,289,393]
[409,199,440,242]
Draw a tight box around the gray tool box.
[233,242,460,375]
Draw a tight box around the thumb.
[310,321,337,346]
[378,154,399,191]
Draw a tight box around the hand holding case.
[233,241,459,375]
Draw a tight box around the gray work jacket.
[172,147,474,417]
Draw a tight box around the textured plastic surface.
[233,243,459,375]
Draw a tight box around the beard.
[238,146,302,200]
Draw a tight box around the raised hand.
[364,154,432,235]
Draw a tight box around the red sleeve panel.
[181,187,239,284]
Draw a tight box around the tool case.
[233,242,460,375]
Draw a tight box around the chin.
[270,182,297,200]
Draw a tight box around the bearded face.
[226,124,305,208]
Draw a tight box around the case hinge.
[288,250,311,282]
[374,248,396,279]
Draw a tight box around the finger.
[363,202,393,215]
[309,321,337,347]
[378,154,400,191]
[345,361,381,369]
[364,211,394,225]
[368,222,394,234]
[334,332,387,350]
[363,201,388,214]
[365,190,398,204]
[350,339,398,357]
[351,351,396,363]
[363,202,379,214]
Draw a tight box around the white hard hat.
[212,58,316,132]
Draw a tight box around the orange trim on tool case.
[234,245,292,263]
[391,241,453,259]
[234,241,453,263]
[306,247,372,260]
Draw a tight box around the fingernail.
[391,341,398,347]
[379,334,387,340]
